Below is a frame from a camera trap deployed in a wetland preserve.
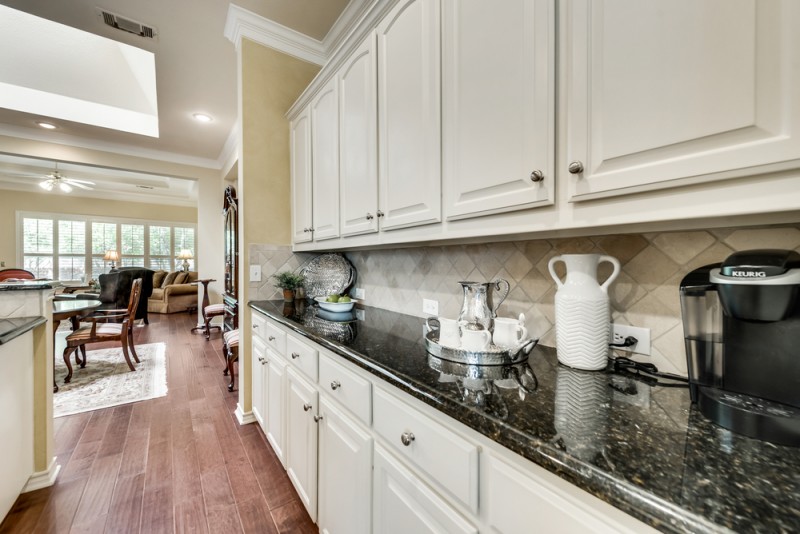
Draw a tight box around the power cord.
[609,335,638,348]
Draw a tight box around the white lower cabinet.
[251,336,267,427]
[373,444,477,534]
[318,397,373,534]
[286,367,319,522]
[265,348,287,467]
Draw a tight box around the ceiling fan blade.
[68,181,94,190]
[65,178,95,185]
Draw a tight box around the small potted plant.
[272,271,305,302]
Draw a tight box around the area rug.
[53,342,167,417]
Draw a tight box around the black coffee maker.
[679,249,800,446]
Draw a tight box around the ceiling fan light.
[39,180,53,191]
[59,182,72,193]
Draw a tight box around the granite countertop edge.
[0,282,59,291]
[249,301,723,534]
[0,316,47,345]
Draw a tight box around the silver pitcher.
[457,279,510,331]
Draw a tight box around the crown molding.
[218,124,239,177]
[322,0,375,54]
[0,124,221,170]
[224,4,327,65]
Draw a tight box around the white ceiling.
[0,0,350,203]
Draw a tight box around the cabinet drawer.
[286,334,318,382]
[264,321,286,355]
[251,312,267,342]
[372,386,478,512]
[319,352,371,425]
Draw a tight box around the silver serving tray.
[425,331,536,365]
[301,253,356,298]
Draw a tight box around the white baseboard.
[23,457,60,493]
[235,404,257,425]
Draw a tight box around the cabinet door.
[339,34,379,237]
[318,398,373,534]
[376,0,442,231]
[286,368,319,522]
[442,0,555,220]
[565,0,800,201]
[311,79,340,241]
[290,106,313,243]
[373,445,477,534]
[251,336,267,428]
[266,349,286,467]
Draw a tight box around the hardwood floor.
[0,312,316,534]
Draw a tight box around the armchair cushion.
[161,271,179,288]
[152,270,167,288]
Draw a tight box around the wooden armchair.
[62,278,143,384]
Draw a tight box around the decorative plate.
[301,253,356,299]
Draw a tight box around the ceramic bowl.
[315,296,356,312]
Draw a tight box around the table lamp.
[178,249,193,272]
[103,250,120,271]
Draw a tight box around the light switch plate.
[249,265,262,282]
[422,298,438,316]
[353,287,365,300]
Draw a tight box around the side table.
[190,279,223,339]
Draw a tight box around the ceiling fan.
[39,164,95,193]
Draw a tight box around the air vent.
[96,8,158,39]
[135,185,155,190]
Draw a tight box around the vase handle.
[491,279,510,317]
[547,256,565,288]
[598,255,621,293]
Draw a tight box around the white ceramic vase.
[548,254,620,370]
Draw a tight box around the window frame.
[16,211,197,281]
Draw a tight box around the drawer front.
[251,312,267,342]
[372,386,478,512]
[286,334,319,382]
[319,352,372,425]
[264,321,287,355]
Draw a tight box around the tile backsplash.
[251,225,800,376]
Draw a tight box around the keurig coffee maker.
[680,249,800,446]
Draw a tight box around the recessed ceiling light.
[192,113,213,123]
[37,121,56,129]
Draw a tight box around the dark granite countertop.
[0,316,46,344]
[250,300,800,534]
[0,280,58,291]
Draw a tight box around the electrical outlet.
[355,309,365,321]
[249,265,261,282]
[353,287,365,300]
[422,298,439,316]
[610,323,651,356]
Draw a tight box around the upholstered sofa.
[147,270,199,314]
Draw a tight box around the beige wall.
[236,39,319,417]
[0,189,196,267]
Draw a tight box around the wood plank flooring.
[0,312,316,534]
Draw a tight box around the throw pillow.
[161,271,179,288]
[152,270,167,288]
[174,272,190,285]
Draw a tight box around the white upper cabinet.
[311,79,340,241]
[442,0,555,220]
[564,0,800,201]
[339,34,379,237]
[376,0,442,231]
[290,107,313,244]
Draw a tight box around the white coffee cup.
[492,316,528,347]
[461,328,492,351]
[427,317,461,348]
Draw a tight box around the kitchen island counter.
[250,300,800,534]
[0,316,46,345]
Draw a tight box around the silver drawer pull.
[314,415,323,423]
[400,432,415,447]
[291,352,300,359]
[257,357,264,362]
[268,335,276,341]
[262,360,268,366]
[330,380,341,391]
[303,403,312,412]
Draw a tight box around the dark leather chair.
[77,268,154,324]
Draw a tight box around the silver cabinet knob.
[257,357,264,362]
[376,210,385,218]
[262,360,268,366]
[313,415,323,423]
[253,324,259,329]
[303,403,312,412]
[303,227,309,233]
[366,213,374,220]
[530,170,544,182]
[291,352,300,359]
[268,336,276,341]
[330,380,341,391]
[568,161,584,174]
[400,432,415,446]
[309,227,315,232]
